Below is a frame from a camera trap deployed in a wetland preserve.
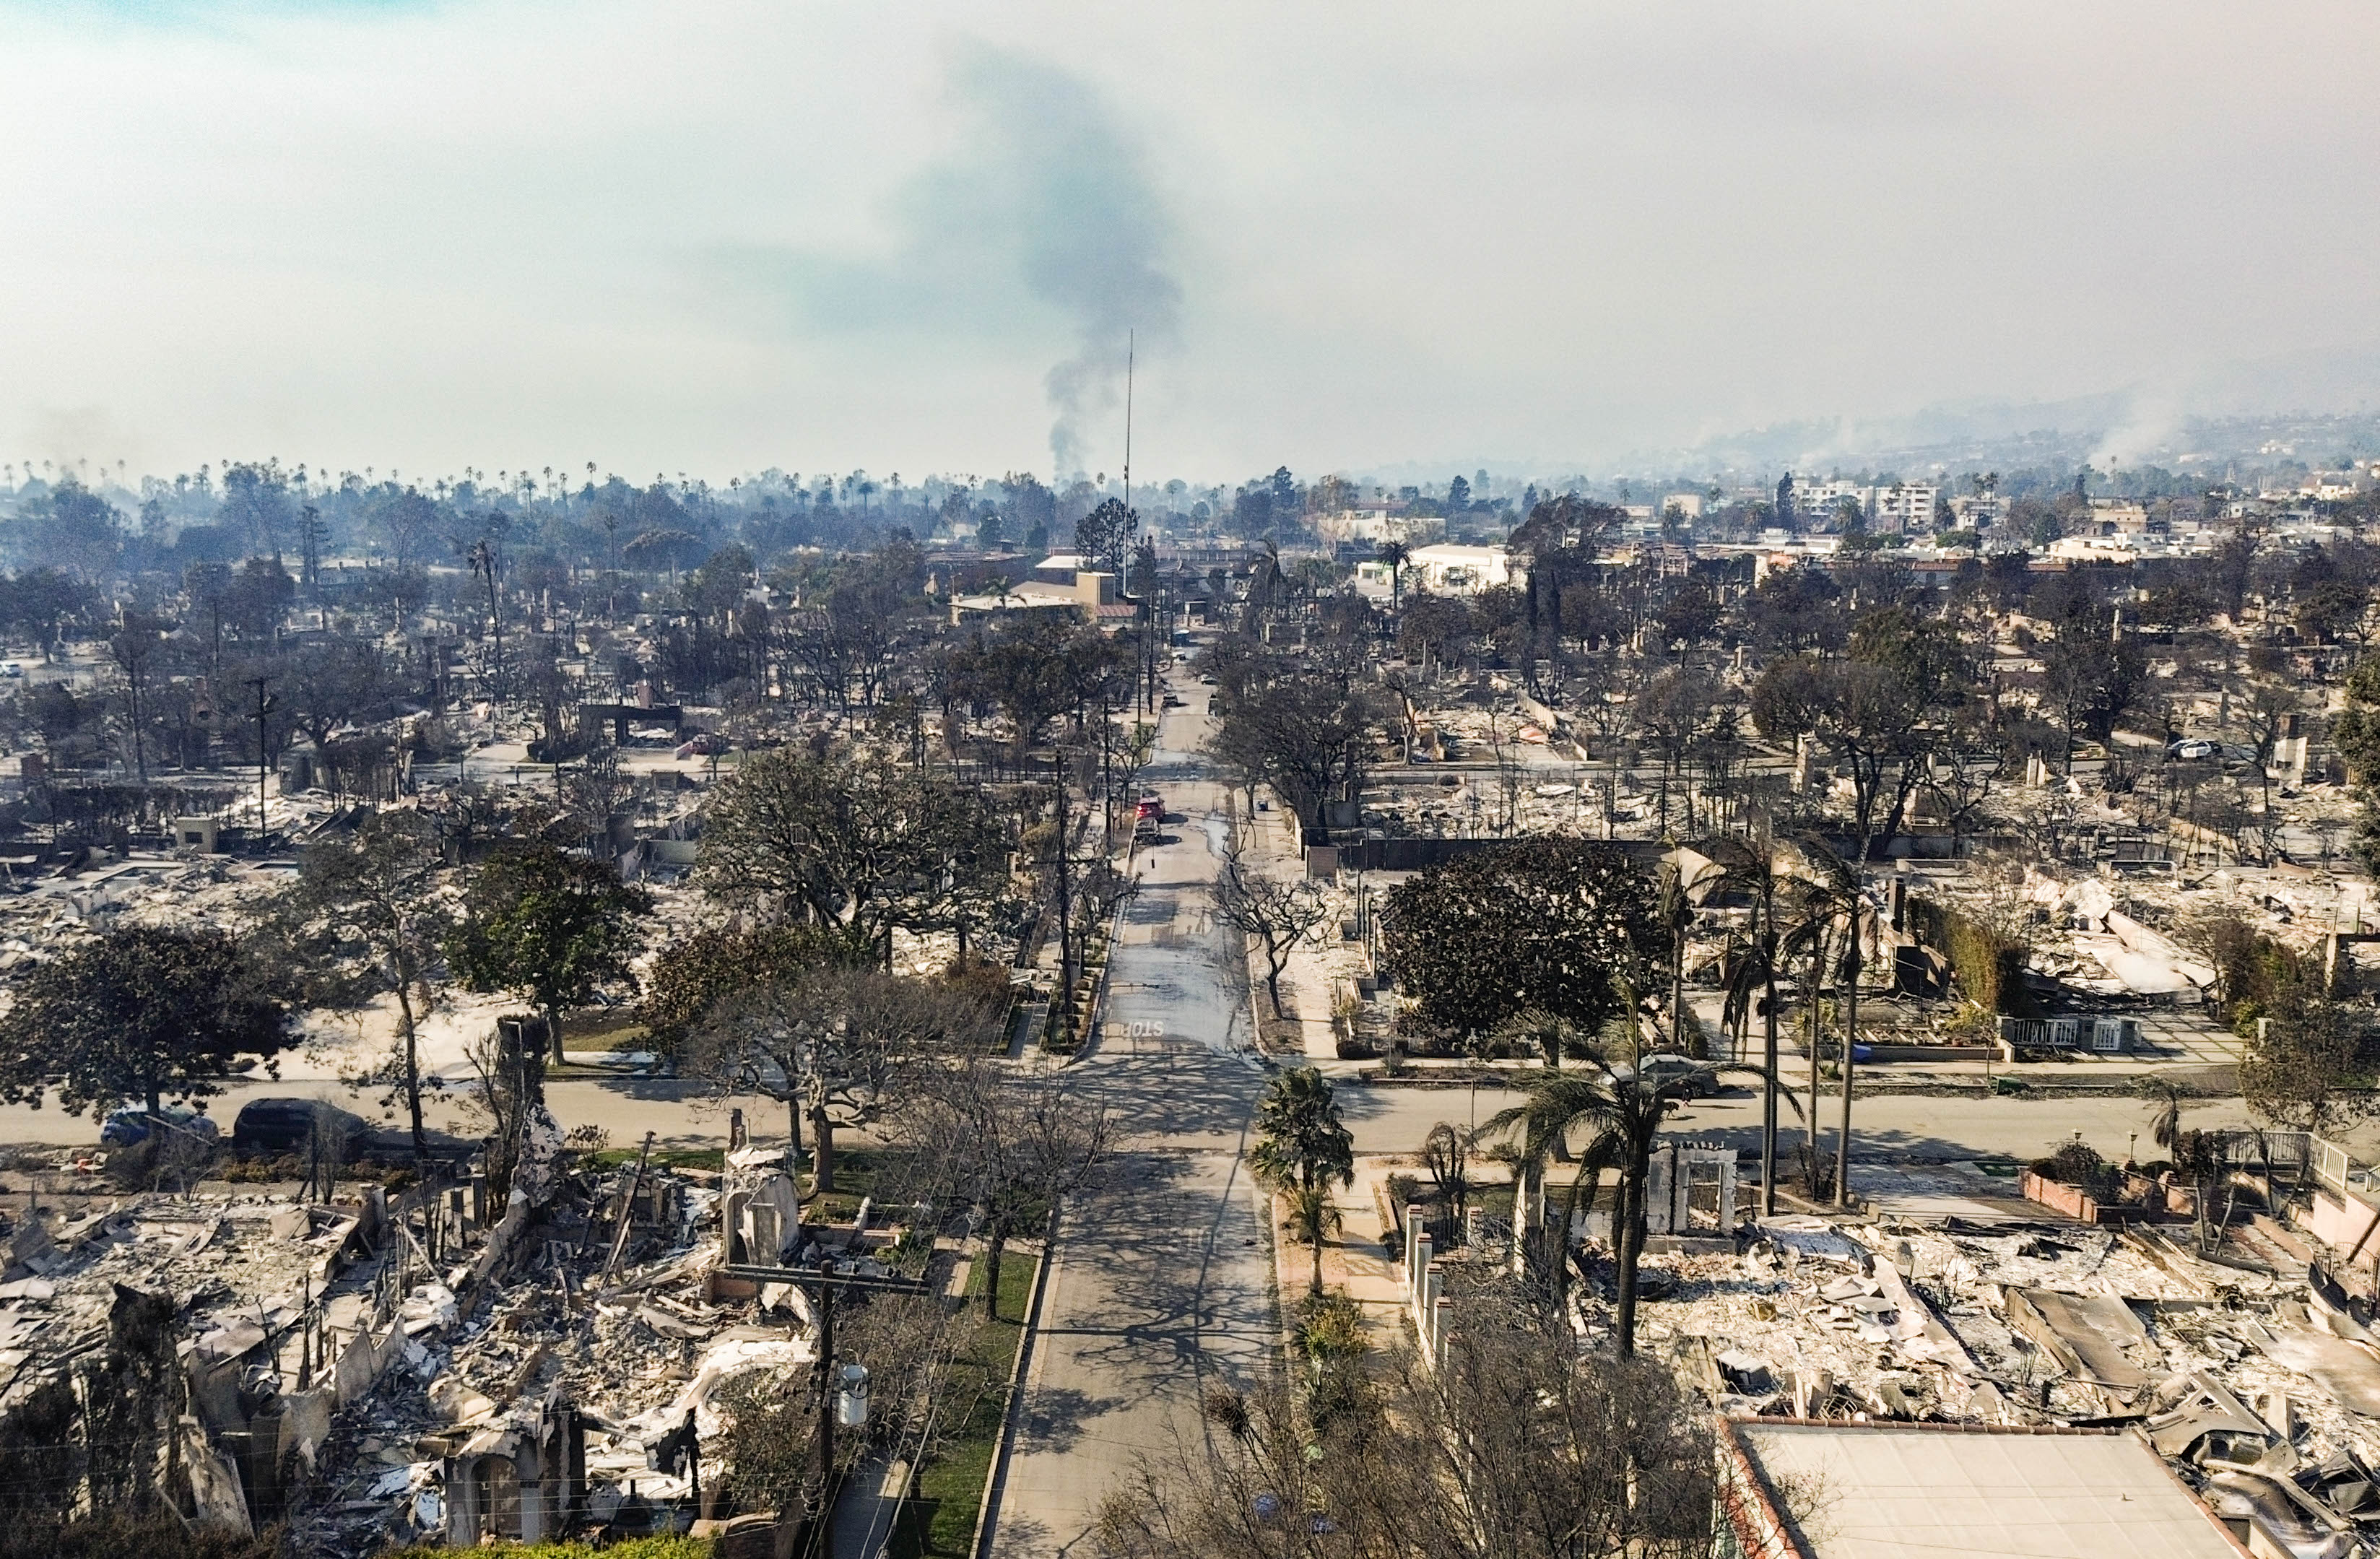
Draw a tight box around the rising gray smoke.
[943,46,1181,479]
[760,44,1181,477]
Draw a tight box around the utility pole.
[1119,329,1134,599]
[245,672,277,843]
[711,1259,925,1558]
[467,534,505,721]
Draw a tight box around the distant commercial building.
[2087,499,2152,534]
[2048,534,2140,563]
[1358,542,1525,596]
[1794,479,1869,524]
[947,569,1137,626]
[1784,477,1938,533]
[1870,482,1937,533]
[1659,492,1705,518]
[1311,508,1446,546]
[1945,492,2005,529]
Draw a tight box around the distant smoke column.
[943,49,1181,478]
[1033,165,1179,477]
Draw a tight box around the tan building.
[948,570,1134,626]
[1312,508,1446,546]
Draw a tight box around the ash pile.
[0,1118,936,1555]
[1625,1212,2380,1558]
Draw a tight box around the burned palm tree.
[1483,993,1797,1355]
[1715,832,1790,1215]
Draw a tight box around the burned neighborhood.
[12,5,2380,1557]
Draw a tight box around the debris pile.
[0,1113,913,1553]
[1617,1209,2380,1558]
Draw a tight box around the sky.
[3,0,2379,487]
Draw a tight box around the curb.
[968,1212,1061,1559]
[1265,1184,1300,1358]
[1059,842,1139,1067]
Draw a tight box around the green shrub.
[4,1511,288,1559]
[1910,898,2034,1017]
[383,1537,717,1559]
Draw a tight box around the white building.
[2048,534,2139,563]
[1659,492,1705,519]
[1871,482,1938,533]
[1312,508,1446,546]
[1360,542,1526,596]
[1793,479,1868,524]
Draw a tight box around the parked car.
[233,1096,477,1163]
[101,1103,220,1148]
[1632,1054,1721,1098]
[232,1098,375,1155]
[0,662,22,679]
[2168,737,2221,760]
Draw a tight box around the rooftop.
[1724,1420,2247,1559]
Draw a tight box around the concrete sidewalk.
[1235,805,1374,1063]
[1269,1159,1420,1352]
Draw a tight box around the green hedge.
[384,1539,716,1559]
[1908,898,2034,1017]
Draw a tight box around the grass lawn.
[804,1144,921,1223]
[889,1249,1038,1559]
[388,1538,714,1558]
[561,1009,652,1051]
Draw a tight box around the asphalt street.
[0,1067,2288,1184]
[1326,1074,2282,1168]
[985,694,1277,1558]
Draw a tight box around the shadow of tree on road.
[1012,1384,1119,1458]
[1032,1147,1273,1411]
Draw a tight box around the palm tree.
[1657,846,1727,1059]
[1376,539,1412,617]
[1716,833,1789,1215]
[1251,1067,1355,1298]
[1280,1182,1345,1297]
[1483,1048,1789,1355]
[1779,841,1875,1207]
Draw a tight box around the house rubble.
[1620,1203,2380,1556]
[0,1116,910,1553]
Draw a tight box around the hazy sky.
[4,1,2378,486]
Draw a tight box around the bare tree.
[288,811,453,1163]
[1094,1291,1714,1559]
[1211,837,1332,1018]
[690,964,999,1192]
[906,1056,1114,1318]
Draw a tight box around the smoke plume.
[944,47,1179,479]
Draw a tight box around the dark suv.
[233,1097,479,1163]
[233,1098,375,1155]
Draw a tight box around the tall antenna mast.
[1122,329,1135,591]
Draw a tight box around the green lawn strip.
[561,1010,653,1051]
[803,1145,921,1223]
[890,1249,1036,1559]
